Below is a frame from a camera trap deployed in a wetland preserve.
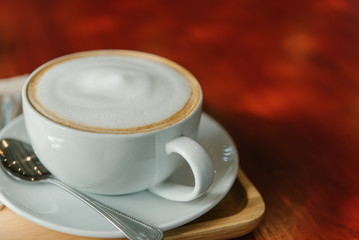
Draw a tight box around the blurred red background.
[0,0,358,239]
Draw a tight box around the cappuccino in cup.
[23,50,213,202]
[26,50,200,134]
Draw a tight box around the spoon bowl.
[0,138,163,240]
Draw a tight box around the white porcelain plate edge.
[0,113,239,238]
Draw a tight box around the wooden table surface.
[1,0,359,239]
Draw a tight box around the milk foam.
[29,54,196,132]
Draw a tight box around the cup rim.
[23,50,203,136]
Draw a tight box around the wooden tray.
[0,168,265,239]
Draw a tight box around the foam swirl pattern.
[27,52,198,133]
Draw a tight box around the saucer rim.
[0,113,239,238]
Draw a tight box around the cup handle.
[149,136,214,202]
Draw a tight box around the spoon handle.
[47,178,163,240]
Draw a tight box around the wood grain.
[164,168,264,240]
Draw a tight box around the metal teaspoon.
[0,138,163,240]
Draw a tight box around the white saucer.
[0,113,238,238]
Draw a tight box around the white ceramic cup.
[22,50,214,202]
